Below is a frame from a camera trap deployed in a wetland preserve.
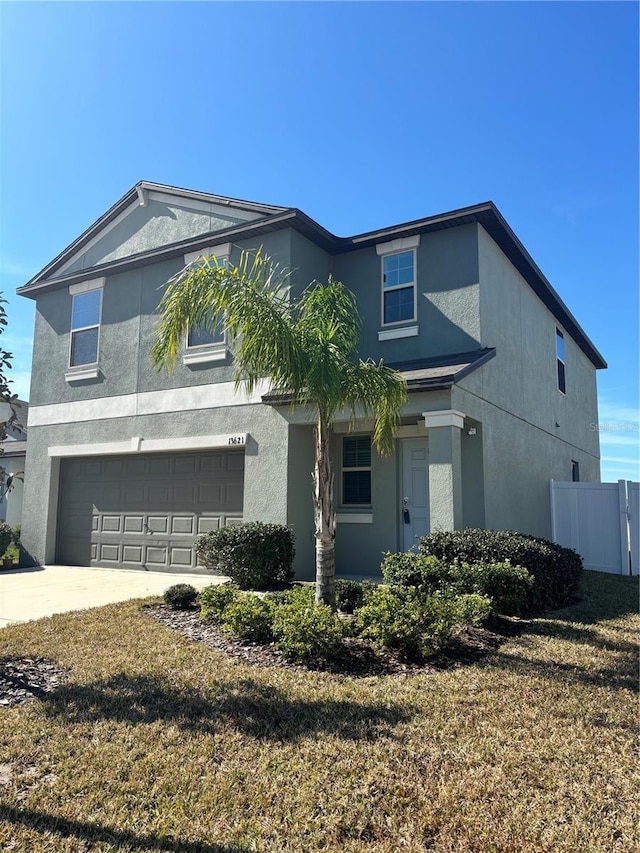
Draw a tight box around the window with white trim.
[182,252,229,364]
[556,328,566,394]
[342,435,372,505]
[187,314,225,349]
[70,287,102,367]
[382,249,416,325]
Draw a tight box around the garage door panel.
[124,515,145,533]
[122,545,144,565]
[170,547,192,566]
[148,516,169,534]
[101,515,122,533]
[172,517,194,535]
[198,516,221,534]
[227,454,245,472]
[226,483,244,507]
[146,546,168,566]
[57,450,244,572]
[149,457,171,475]
[174,456,197,475]
[99,543,120,562]
[103,459,124,476]
[125,458,147,476]
[200,455,223,474]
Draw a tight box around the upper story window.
[342,435,372,506]
[182,244,230,366]
[571,460,580,482]
[376,235,420,337]
[70,284,102,367]
[556,328,566,394]
[382,250,416,325]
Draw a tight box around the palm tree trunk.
[313,413,336,606]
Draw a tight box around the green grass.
[0,571,637,852]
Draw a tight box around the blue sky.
[0,1,638,481]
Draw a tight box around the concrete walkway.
[0,565,225,628]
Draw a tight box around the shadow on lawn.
[42,673,411,741]
[484,574,639,693]
[0,804,252,853]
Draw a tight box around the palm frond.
[341,360,407,456]
[152,250,307,394]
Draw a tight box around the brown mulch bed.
[145,604,522,678]
[0,658,69,709]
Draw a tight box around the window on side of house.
[556,328,566,394]
[571,460,580,482]
[183,254,228,361]
[70,287,102,367]
[382,249,416,326]
[342,435,372,506]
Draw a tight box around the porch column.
[422,409,465,531]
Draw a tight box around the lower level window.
[342,435,371,505]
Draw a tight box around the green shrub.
[0,522,12,560]
[381,552,451,590]
[195,522,295,590]
[199,582,241,619]
[163,584,198,609]
[220,592,275,642]
[334,578,378,614]
[10,524,20,546]
[418,529,582,613]
[272,593,346,663]
[448,561,533,616]
[449,592,493,627]
[266,585,314,607]
[382,551,533,616]
[356,586,491,661]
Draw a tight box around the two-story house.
[17,182,606,578]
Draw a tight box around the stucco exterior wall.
[454,224,602,538]
[333,223,481,364]
[62,198,253,274]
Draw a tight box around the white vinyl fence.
[550,480,639,575]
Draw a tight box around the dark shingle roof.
[16,184,606,369]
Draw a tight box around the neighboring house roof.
[16,182,606,370]
[0,440,26,459]
[262,348,496,405]
[4,400,27,442]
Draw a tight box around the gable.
[57,191,263,276]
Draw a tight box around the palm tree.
[152,250,407,606]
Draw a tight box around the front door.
[401,438,430,551]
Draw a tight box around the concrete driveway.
[0,565,224,628]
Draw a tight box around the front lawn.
[0,572,637,852]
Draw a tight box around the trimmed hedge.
[195,522,295,590]
[381,552,533,616]
[418,528,582,613]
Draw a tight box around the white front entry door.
[401,438,430,551]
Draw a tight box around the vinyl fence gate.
[550,480,639,575]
